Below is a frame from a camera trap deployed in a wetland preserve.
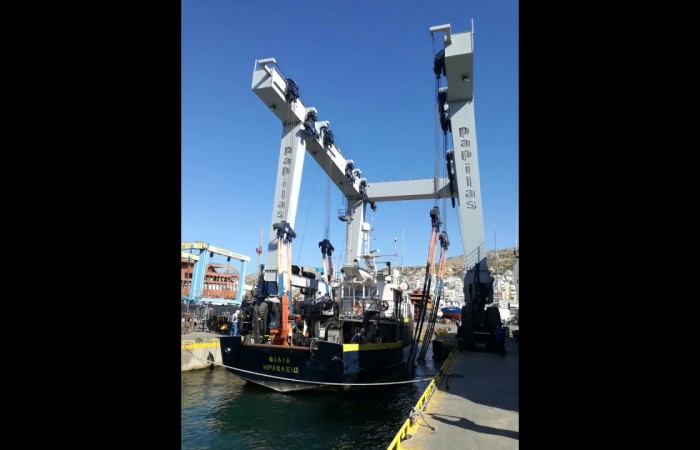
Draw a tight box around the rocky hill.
[244,247,517,286]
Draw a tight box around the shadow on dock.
[428,413,519,440]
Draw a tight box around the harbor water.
[181,348,442,450]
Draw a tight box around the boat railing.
[464,241,488,268]
[338,296,374,317]
[338,296,396,319]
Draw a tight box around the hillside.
[244,247,517,286]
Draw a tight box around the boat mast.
[256,227,263,268]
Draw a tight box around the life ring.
[379,301,389,312]
[353,302,363,315]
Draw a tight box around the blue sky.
[182,0,518,276]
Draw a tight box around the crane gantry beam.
[252,59,449,270]
[181,242,251,304]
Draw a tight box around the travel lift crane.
[181,242,251,304]
[430,23,499,350]
[251,21,495,350]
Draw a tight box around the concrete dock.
[397,332,519,449]
[181,331,225,371]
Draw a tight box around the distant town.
[243,247,519,306]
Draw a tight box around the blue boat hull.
[441,307,461,320]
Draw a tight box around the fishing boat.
[219,224,416,392]
[440,295,462,321]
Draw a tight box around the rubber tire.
[461,299,476,351]
[324,318,340,340]
[485,306,501,351]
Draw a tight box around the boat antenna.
[394,237,398,269]
[257,227,263,268]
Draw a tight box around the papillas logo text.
[458,127,477,210]
[276,146,293,218]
